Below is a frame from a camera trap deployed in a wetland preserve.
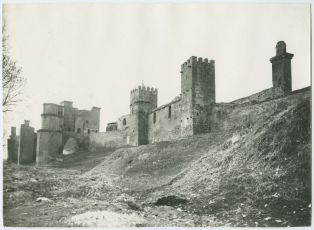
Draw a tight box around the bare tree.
[2,21,25,112]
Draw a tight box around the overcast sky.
[2,3,311,141]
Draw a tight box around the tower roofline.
[130,85,158,94]
[181,56,215,69]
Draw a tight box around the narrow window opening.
[88,129,90,134]
[153,112,156,124]
[168,106,171,118]
[123,118,127,125]
[77,128,81,134]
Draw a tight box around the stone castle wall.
[36,130,62,165]
[35,101,100,165]
[9,41,294,160]
[180,89,194,137]
[93,41,294,148]
[231,87,285,105]
[117,114,138,144]
[148,99,181,143]
[90,130,128,149]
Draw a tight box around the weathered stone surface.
[35,41,295,152]
[7,127,19,163]
[36,101,100,165]
[90,130,128,148]
[36,130,62,165]
[92,41,294,149]
[18,121,36,164]
[270,41,294,94]
[148,99,181,143]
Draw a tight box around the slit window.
[153,112,156,124]
[168,106,171,118]
[77,128,81,134]
[123,118,127,125]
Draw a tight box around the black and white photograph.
[2,2,311,227]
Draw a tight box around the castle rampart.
[148,98,182,143]
[90,41,295,150]
[9,41,298,161]
[90,130,128,149]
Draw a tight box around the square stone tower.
[180,56,215,136]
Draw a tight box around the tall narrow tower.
[270,41,294,94]
[180,56,215,136]
[130,85,158,145]
[36,103,63,165]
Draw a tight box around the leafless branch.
[2,21,25,113]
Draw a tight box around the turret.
[37,103,63,165]
[91,107,101,132]
[130,85,158,114]
[180,56,215,105]
[41,103,63,131]
[60,101,75,132]
[270,41,294,94]
[180,56,215,135]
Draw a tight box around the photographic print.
[2,2,311,227]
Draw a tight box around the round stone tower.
[36,103,63,165]
[41,103,63,131]
[129,85,158,145]
[130,85,158,114]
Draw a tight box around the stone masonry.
[7,121,36,164]
[8,41,296,160]
[7,127,19,163]
[91,41,295,148]
[36,102,100,165]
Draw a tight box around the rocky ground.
[3,152,222,227]
[3,88,311,227]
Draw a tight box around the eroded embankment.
[83,88,311,226]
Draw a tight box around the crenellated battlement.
[131,85,158,95]
[130,85,158,114]
[181,56,215,70]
